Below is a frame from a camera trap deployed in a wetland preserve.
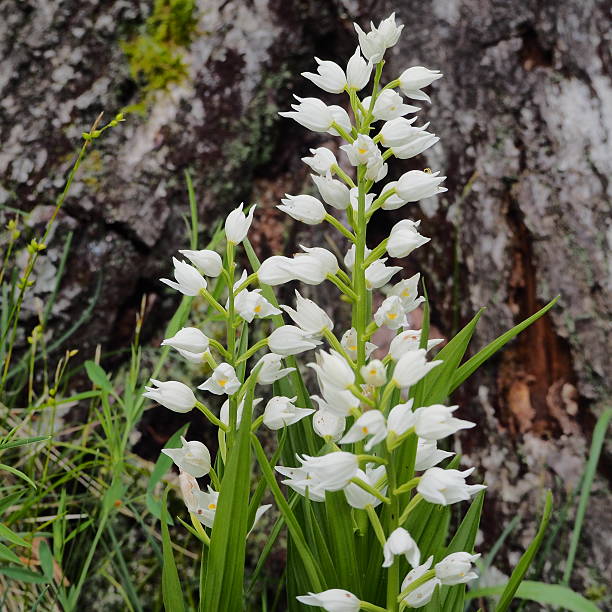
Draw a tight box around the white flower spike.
[225,203,255,244]
[383,527,421,568]
[346,47,372,90]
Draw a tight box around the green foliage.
[121,0,198,97]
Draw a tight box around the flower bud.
[365,259,402,289]
[302,58,347,94]
[281,290,333,335]
[415,438,454,471]
[396,170,446,202]
[143,379,196,413]
[377,12,404,48]
[311,172,350,210]
[435,552,480,585]
[268,325,321,356]
[225,203,255,244]
[346,47,372,90]
[387,400,415,436]
[413,405,475,440]
[372,89,419,120]
[383,527,420,568]
[417,467,486,505]
[399,66,442,95]
[393,132,439,159]
[280,96,334,132]
[257,256,295,285]
[254,353,295,385]
[263,396,314,430]
[162,436,211,478]
[296,451,359,491]
[278,194,326,225]
[387,219,430,258]
[178,249,223,277]
[354,23,386,63]
[296,589,360,612]
[302,147,337,175]
[162,327,210,354]
[308,349,354,390]
[393,349,441,388]
[220,396,263,427]
[312,400,346,441]
[161,257,207,296]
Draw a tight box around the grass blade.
[161,487,186,612]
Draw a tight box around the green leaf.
[0,542,22,565]
[0,566,49,583]
[0,523,29,547]
[495,491,553,612]
[146,423,190,522]
[84,360,113,392]
[562,408,612,585]
[0,435,50,451]
[202,375,257,611]
[0,463,37,489]
[38,540,54,580]
[450,296,558,392]
[467,581,600,612]
[161,487,185,612]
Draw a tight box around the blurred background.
[1,0,610,607]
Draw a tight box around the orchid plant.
[146,12,557,612]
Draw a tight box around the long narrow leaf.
[161,487,186,612]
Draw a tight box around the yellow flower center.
[218,379,227,387]
[208,503,217,510]
[402,289,410,297]
[349,345,357,351]
[387,312,397,319]
[361,426,369,434]
[369,369,377,376]
[358,147,367,154]
[254,304,262,313]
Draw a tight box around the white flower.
[346,47,372,90]
[263,396,314,430]
[198,363,240,395]
[297,589,360,612]
[339,410,387,451]
[377,12,404,48]
[278,194,326,225]
[365,259,402,289]
[234,289,281,322]
[161,327,210,354]
[401,557,441,608]
[354,23,386,63]
[299,245,339,276]
[257,256,295,286]
[387,400,415,436]
[312,399,346,441]
[380,181,409,211]
[268,325,321,355]
[311,172,351,210]
[161,257,207,296]
[417,467,486,505]
[296,451,359,491]
[393,349,441,388]
[413,405,475,440]
[225,203,255,244]
[349,187,376,212]
[364,153,388,182]
[178,249,223,277]
[279,96,335,132]
[435,552,480,585]
[174,348,207,363]
[254,353,295,385]
[344,465,387,509]
[388,274,426,313]
[378,116,420,148]
[179,471,200,512]
[374,295,406,330]
[393,132,439,159]
[266,246,338,286]
[302,147,337,175]
[143,379,196,413]
[415,438,454,471]
[343,244,371,270]
[309,349,354,390]
[328,105,352,136]
[190,485,219,528]
[275,464,326,502]
[372,90,420,120]
[398,66,443,101]
[220,396,263,427]
[341,134,379,166]
[396,170,446,202]
[316,381,360,417]
[341,327,377,361]
[360,359,386,387]
[383,528,420,568]
[281,290,333,335]
[162,436,211,478]
[302,57,347,94]
[387,220,430,258]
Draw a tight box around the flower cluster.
[145,10,486,611]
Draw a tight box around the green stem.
[350,477,390,505]
[348,384,375,407]
[366,189,396,220]
[327,273,358,301]
[365,504,387,547]
[199,287,227,316]
[386,451,400,612]
[195,401,229,432]
[236,338,269,364]
[322,328,356,368]
[398,494,423,526]
[363,239,389,268]
[208,338,230,360]
[360,602,388,612]
[325,213,357,242]
[331,121,354,143]
[396,569,436,602]
[394,477,420,496]
[234,272,259,294]
[332,164,356,188]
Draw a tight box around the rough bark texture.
[2,0,610,602]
